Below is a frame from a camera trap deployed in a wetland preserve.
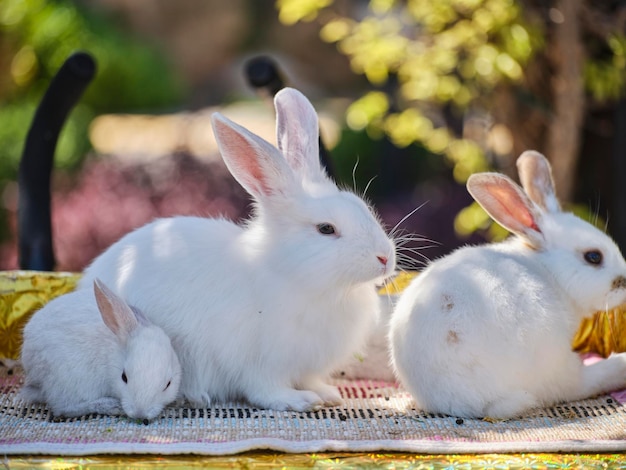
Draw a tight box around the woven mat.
[2,365,626,456]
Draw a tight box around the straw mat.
[2,364,626,456]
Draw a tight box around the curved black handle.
[18,51,97,271]
[244,55,334,179]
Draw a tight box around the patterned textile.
[2,364,626,456]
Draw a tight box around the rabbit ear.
[274,88,326,183]
[93,278,138,341]
[516,150,561,213]
[467,173,545,248]
[211,112,297,200]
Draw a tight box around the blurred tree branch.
[545,0,584,202]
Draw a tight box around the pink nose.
[377,256,388,266]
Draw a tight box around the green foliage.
[276,0,333,24]
[0,0,185,172]
[278,0,537,188]
[585,34,626,102]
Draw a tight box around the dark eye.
[121,371,128,383]
[316,223,336,235]
[164,380,171,391]
[584,250,603,266]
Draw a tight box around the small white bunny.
[390,151,626,419]
[79,88,396,411]
[20,279,181,422]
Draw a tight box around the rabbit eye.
[317,223,336,235]
[164,380,171,391]
[584,250,603,266]
[121,371,128,383]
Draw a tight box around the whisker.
[394,235,440,246]
[352,156,360,193]
[396,251,430,268]
[363,175,378,198]
[388,201,430,238]
[396,256,422,267]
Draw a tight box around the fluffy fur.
[333,294,397,382]
[20,279,181,420]
[390,151,626,419]
[79,88,396,411]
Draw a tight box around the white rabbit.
[333,294,397,382]
[79,88,396,411]
[390,151,626,419]
[20,279,181,422]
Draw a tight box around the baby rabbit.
[20,279,181,421]
[79,88,396,411]
[390,151,626,419]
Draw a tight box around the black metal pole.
[18,51,96,270]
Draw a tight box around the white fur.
[79,88,396,411]
[333,294,397,382]
[390,151,626,419]
[20,279,181,420]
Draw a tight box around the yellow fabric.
[0,271,80,360]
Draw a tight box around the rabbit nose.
[377,256,388,266]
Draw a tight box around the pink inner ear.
[474,178,541,239]
[220,124,273,196]
[94,284,122,336]
[489,183,541,233]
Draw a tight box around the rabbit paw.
[484,391,538,419]
[54,397,124,418]
[303,380,342,406]
[252,388,324,411]
[90,397,124,416]
[184,391,212,409]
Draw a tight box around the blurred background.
[0,0,625,272]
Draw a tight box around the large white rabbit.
[391,151,626,419]
[20,279,181,422]
[80,88,396,411]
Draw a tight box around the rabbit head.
[210,88,396,288]
[94,278,181,420]
[467,151,626,317]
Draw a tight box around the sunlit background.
[1,0,625,271]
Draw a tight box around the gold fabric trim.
[4,452,626,468]
[0,271,80,360]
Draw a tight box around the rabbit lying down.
[79,88,397,412]
[391,151,626,419]
[20,279,181,422]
